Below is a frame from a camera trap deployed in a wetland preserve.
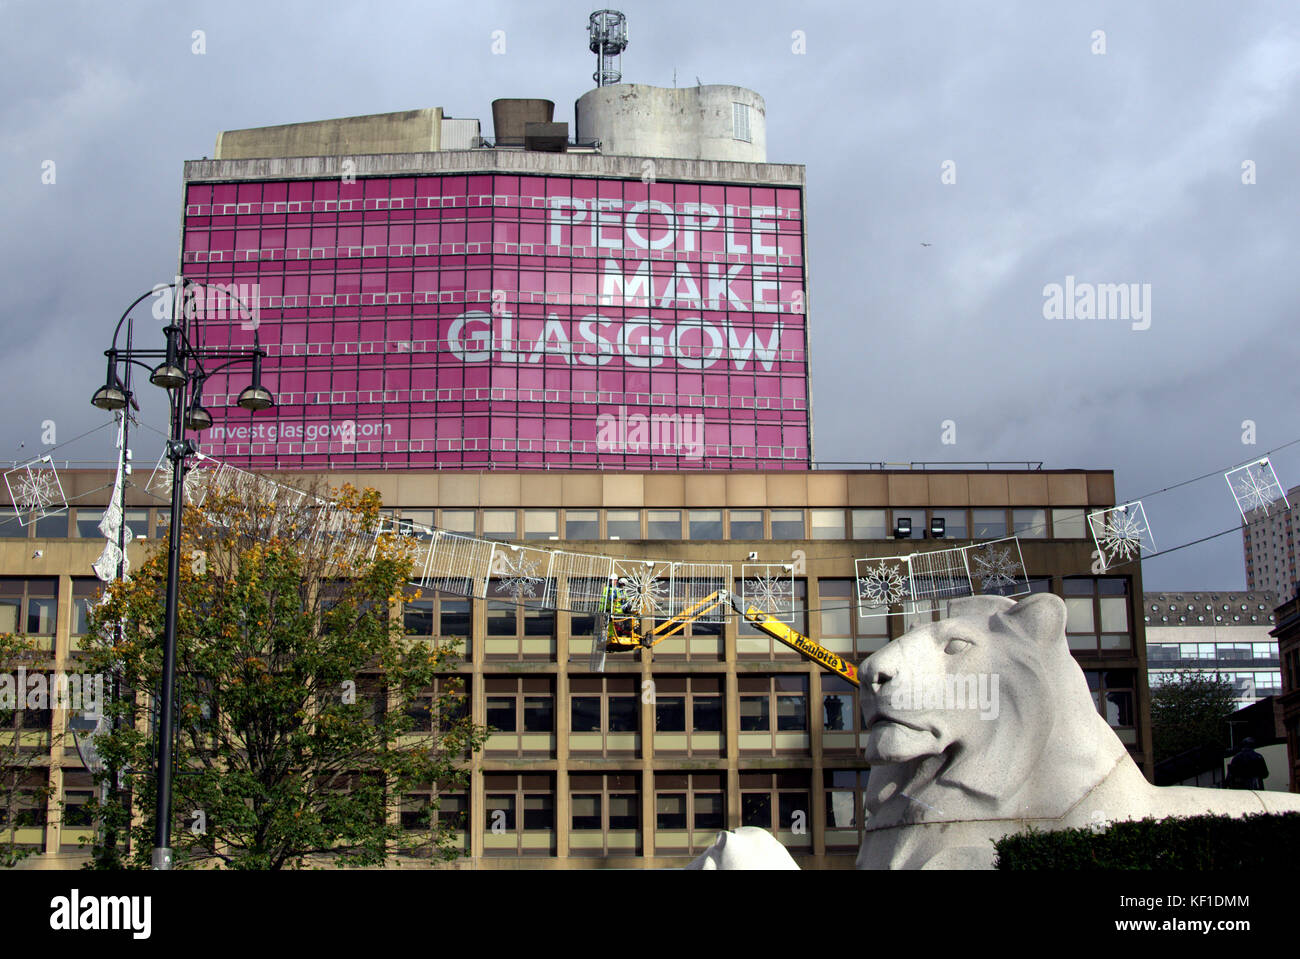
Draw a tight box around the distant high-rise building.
[1241,486,1299,602]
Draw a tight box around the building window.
[740,772,809,849]
[564,509,599,540]
[570,773,641,857]
[817,578,889,657]
[1084,670,1137,745]
[821,674,862,755]
[405,676,470,735]
[971,509,1007,539]
[732,102,752,142]
[0,508,27,539]
[484,582,555,660]
[483,773,554,856]
[824,769,869,850]
[1064,577,1132,654]
[687,510,723,541]
[651,676,723,756]
[606,510,641,540]
[33,510,68,538]
[646,510,681,540]
[654,772,725,855]
[397,509,434,534]
[0,578,57,652]
[851,509,888,539]
[403,589,472,658]
[400,781,469,856]
[1051,508,1088,539]
[482,510,517,541]
[569,676,640,756]
[523,510,558,541]
[438,509,475,535]
[484,677,554,758]
[75,508,148,540]
[770,510,804,539]
[57,768,92,849]
[0,770,47,853]
[810,509,845,540]
[70,578,104,657]
[729,510,764,539]
[738,674,809,754]
[1012,509,1047,539]
[0,673,53,755]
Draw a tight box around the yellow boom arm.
[727,594,860,687]
[598,589,861,687]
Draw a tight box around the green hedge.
[994,812,1300,869]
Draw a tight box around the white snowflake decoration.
[1225,459,1288,519]
[740,563,795,622]
[4,457,67,524]
[1088,502,1155,570]
[1099,511,1144,560]
[150,456,211,506]
[618,565,668,615]
[495,550,545,602]
[11,467,58,511]
[857,561,909,606]
[970,544,1024,594]
[748,572,791,610]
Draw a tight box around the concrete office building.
[1144,591,1281,703]
[2,468,1147,867]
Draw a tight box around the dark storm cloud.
[1,0,1296,589]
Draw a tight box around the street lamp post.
[91,278,273,869]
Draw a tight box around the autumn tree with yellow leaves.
[81,478,486,869]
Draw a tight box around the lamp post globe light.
[91,277,274,870]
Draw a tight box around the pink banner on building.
[181,173,810,470]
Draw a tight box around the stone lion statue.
[694,592,1300,869]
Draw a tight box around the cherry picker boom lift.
[591,588,859,687]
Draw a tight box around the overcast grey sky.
[2,0,1297,591]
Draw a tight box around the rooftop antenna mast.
[589,10,628,87]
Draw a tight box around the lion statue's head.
[858,592,1120,820]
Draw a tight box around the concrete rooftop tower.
[575,83,767,163]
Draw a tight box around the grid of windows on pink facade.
[180,173,810,470]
